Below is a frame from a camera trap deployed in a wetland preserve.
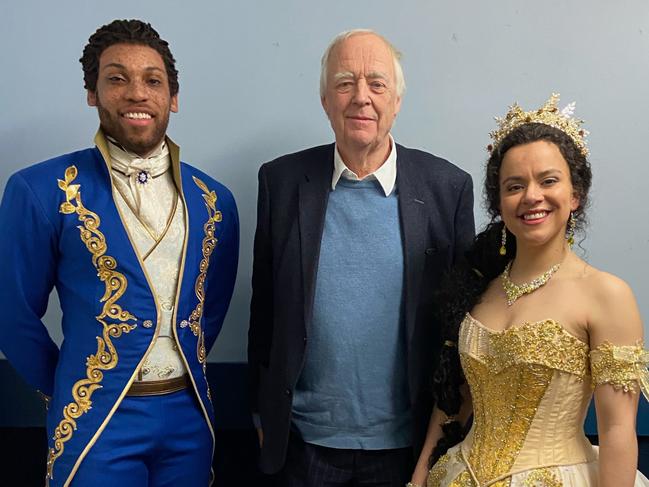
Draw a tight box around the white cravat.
[108,138,171,235]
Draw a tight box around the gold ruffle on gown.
[427,314,649,486]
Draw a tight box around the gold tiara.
[487,93,589,156]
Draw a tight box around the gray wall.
[1,1,647,362]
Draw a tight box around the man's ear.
[321,96,330,118]
[87,90,97,107]
[171,94,179,113]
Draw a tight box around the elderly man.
[0,19,238,486]
[249,29,474,486]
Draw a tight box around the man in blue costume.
[0,19,239,486]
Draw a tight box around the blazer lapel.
[298,145,334,330]
[396,147,433,344]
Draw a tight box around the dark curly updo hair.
[429,122,593,465]
[80,19,179,96]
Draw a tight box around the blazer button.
[425,247,437,256]
[285,388,292,396]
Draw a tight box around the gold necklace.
[501,261,561,306]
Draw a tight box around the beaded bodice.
[453,314,648,485]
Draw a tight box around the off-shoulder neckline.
[464,312,589,347]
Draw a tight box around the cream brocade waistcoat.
[427,314,649,486]
[112,172,188,381]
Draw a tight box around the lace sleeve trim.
[590,341,649,400]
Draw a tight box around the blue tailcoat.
[0,133,239,485]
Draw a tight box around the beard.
[95,101,170,157]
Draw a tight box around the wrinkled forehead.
[328,34,395,78]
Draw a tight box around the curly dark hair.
[429,122,593,465]
[80,19,179,96]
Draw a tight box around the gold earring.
[566,212,576,248]
[499,224,507,256]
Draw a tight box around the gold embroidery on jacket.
[188,176,222,375]
[47,165,137,479]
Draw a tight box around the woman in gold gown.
[408,94,649,487]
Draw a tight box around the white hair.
[319,29,406,98]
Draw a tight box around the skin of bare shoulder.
[583,266,644,348]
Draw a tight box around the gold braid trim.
[47,166,137,480]
[188,176,222,397]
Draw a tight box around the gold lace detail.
[47,166,137,479]
[188,176,222,371]
[447,471,479,486]
[466,318,589,379]
[427,452,451,487]
[590,341,649,400]
[462,353,552,485]
[523,467,563,486]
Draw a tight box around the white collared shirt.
[331,134,397,196]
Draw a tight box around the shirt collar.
[331,134,397,196]
[106,136,170,178]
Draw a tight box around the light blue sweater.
[292,177,411,449]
